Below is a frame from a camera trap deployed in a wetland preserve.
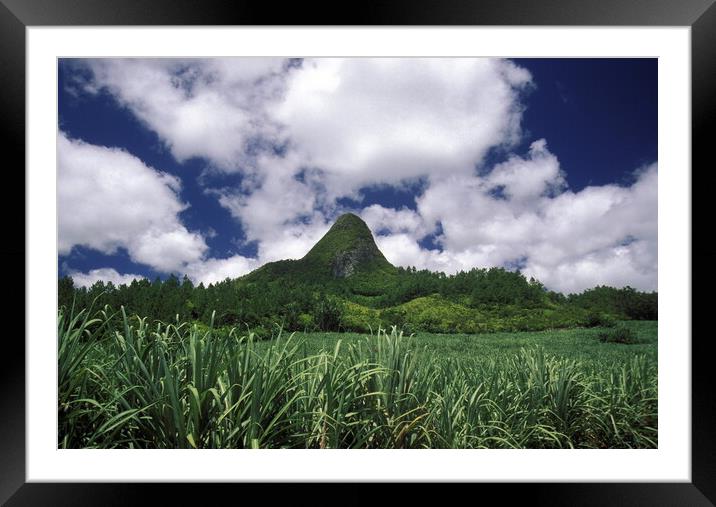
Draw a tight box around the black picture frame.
[3,0,712,504]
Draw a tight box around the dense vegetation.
[59,270,657,337]
[58,214,658,449]
[59,213,656,336]
[59,305,657,449]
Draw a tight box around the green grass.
[58,306,657,449]
[287,321,657,361]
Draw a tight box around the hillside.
[241,213,398,297]
[60,213,658,335]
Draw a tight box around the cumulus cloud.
[58,132,208,272]
[270,58,532,196]
[68,268,144,288]
[76,58,287,171]
[58,132,266,285]
[521,164,657,293]
[374,154,657,293]
[184,255,261,286]
[78,58,530,184]
[187,58,532,259]
[65,58,657,293]
[486,139,566,204]
[360,205,428,238]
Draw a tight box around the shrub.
[314,295,344,331]
[380,307,407,329]
[597,325,638,344]
[584,312,616,328]
[340,301,381,333]
[297,313,315,331]
[216,310,241,327]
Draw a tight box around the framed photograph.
[5,0,713,503]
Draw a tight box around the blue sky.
[58,58,657,294]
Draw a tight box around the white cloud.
[79,58,287,171]
[184,255,261,286]
[360,205,428,238]
[69,268,144,288]
[399,156,658,293]
[67,58,657,293]
[374,233,457,273]
[486,139,566,204]
[210,151,334,262]
[271,58,532,197]
[522,239,657,295]
[58,132,208,272]
[130,229,208,273]
[58,132,269,285]
[257,221,332,263]
[191,58,533,261]
[521,164,657,293]
[79,57,532,202]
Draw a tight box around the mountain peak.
[302,213,393,278]
[242,212,397,288]
[333,212,366,227]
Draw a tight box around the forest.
[58,265,657,337]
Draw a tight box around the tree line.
[59,266,657,334]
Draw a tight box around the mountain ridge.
[240,213,398,294]
[303,213,394,278]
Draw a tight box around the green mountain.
[59,211,657,336]
[241,213,398,296]
[303,213,394,278]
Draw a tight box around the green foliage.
[470,268,544,306]
[58,309,657,449]
[584,312,617,328]
[569,286,657,320]
[302,213,394,274]
[341,301,381,333]
[382,295,472,333]
[314,295,345,331]
[241,212,398,295]
[58,214,658,335]
[375,295,591,334]
[297,313,315,331]
[597,325,639,344]
[60,272,657,336]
